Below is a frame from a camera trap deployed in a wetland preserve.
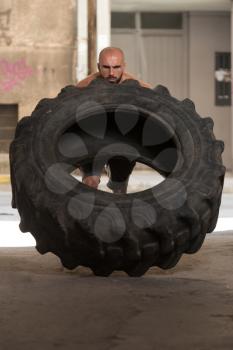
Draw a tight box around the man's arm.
[77,71,152,89]
[77,72,100,87]
[122,72,152,89]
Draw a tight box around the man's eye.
[114,66,121,69]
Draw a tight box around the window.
[0,104,18,153]
[111,12,136,29]
[111,12,183,30]
[215,52,231,106]
[140,12,182,29]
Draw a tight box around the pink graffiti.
[0,58,33,92]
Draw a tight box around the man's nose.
[109,67,114,75]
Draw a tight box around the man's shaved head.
[98,47,126,84]
[99,47,125,63]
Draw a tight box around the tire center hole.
[57,108,178,194]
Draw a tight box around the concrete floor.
[0,173,233,350]
[0,231,233,350]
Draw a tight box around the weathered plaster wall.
[0,0,76,118]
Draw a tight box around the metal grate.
[0,104,18,153]
[215,52,231,106]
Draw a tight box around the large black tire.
[10,79,225,276]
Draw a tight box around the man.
[77,46,151,88]
[77,47,151,193]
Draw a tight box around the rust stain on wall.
[0,9,12,46]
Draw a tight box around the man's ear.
[97,63,100,72]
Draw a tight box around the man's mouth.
[108,77,117,83]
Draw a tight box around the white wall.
[189,12,231,169]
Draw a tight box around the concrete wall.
[189,12,231,169]
[0,0,76,119]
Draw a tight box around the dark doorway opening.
[0,104,18,153]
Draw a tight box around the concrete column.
[88,0,97,74]
[76,0,88,81]
[97,0,111,58]
[231,2,233,170]
[76,0,110,81]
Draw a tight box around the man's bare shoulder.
[122,72,152,89]
[77,72,100,87]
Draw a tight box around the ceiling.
[111,0,232,12]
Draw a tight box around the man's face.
[98,50,125,84]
